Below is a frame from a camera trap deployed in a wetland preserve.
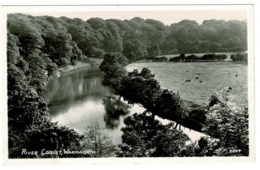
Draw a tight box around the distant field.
[126,62,247,106]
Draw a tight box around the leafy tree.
[118,68,161,112]
[178,136,220,157]
[87,17,107,30]
[154,90,189,126]
[103,21,123,52]
[117,113,190,157]
[42,30,73,66]
[7,64,27,91]
[7,32,20,65]
[8,14,44,58]
[147,44,161,58]
[99,54,128,91]
[107,52,129,66]
[46,62,58,76]
[66,23,104,58]
[82,122,117,157]
[231,53,247,61]
[123,39,148,61]
[202,89,249,156]
[160,35,178,54]
[106,19,133,38]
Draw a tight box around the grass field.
[126,61,247,106]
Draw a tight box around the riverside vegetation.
[7,13,248,158]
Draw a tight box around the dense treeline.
[168,53,247,62]
[7,13,248,158]
[169,54,228,62]
[8,14,247,64]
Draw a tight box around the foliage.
[202,89,249,156]
[99,54,128,92]
[7,13,86,158]
[100,56,205,131]
[82,122,117,157]
[169,54,227,62]
[178,136,220,157]
[117,113,190,157]
[123,39,148,61]
[7,13,249,158]
[180,89,249,157]
[8,13,247,65]
[231,52,248,62]
[147,44,161,58]
[8,87,84,158]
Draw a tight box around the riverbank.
[54,58,103,77]
[40,58,103,95]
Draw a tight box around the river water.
[42,62,247,144]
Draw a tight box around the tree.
[147,44,161,58]
[202,89,249,156]
[106,19,133,37]
[8,14,44,59]
[117,113,190,157]
[99,54,128,91]
[7,32,20,65]
[160,35,178,54]
[66,23,104,58]
[118,68,161,111]
[123,39,148,61]
[178,136,220,157]
[231,53,247,61]
[7,64,27,91]
[109,52,129,66]
[42,30,73,66]
[83,122,117,157]
[87,17,107,30]
[104,21,123,52]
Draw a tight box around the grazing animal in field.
[186,79,191,82]
[199,80,202,83]
[195,77,199,79]
[235,74,238,77]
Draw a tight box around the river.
[41,62,247,145]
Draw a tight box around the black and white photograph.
[1,3,255,164]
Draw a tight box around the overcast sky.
[3,5,249,25]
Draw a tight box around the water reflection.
[42,68,112,117]
[103,96,131,129]
[41,67,130,144]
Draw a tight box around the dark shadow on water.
[103,95,131,129]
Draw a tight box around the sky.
[3,5,249,25]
